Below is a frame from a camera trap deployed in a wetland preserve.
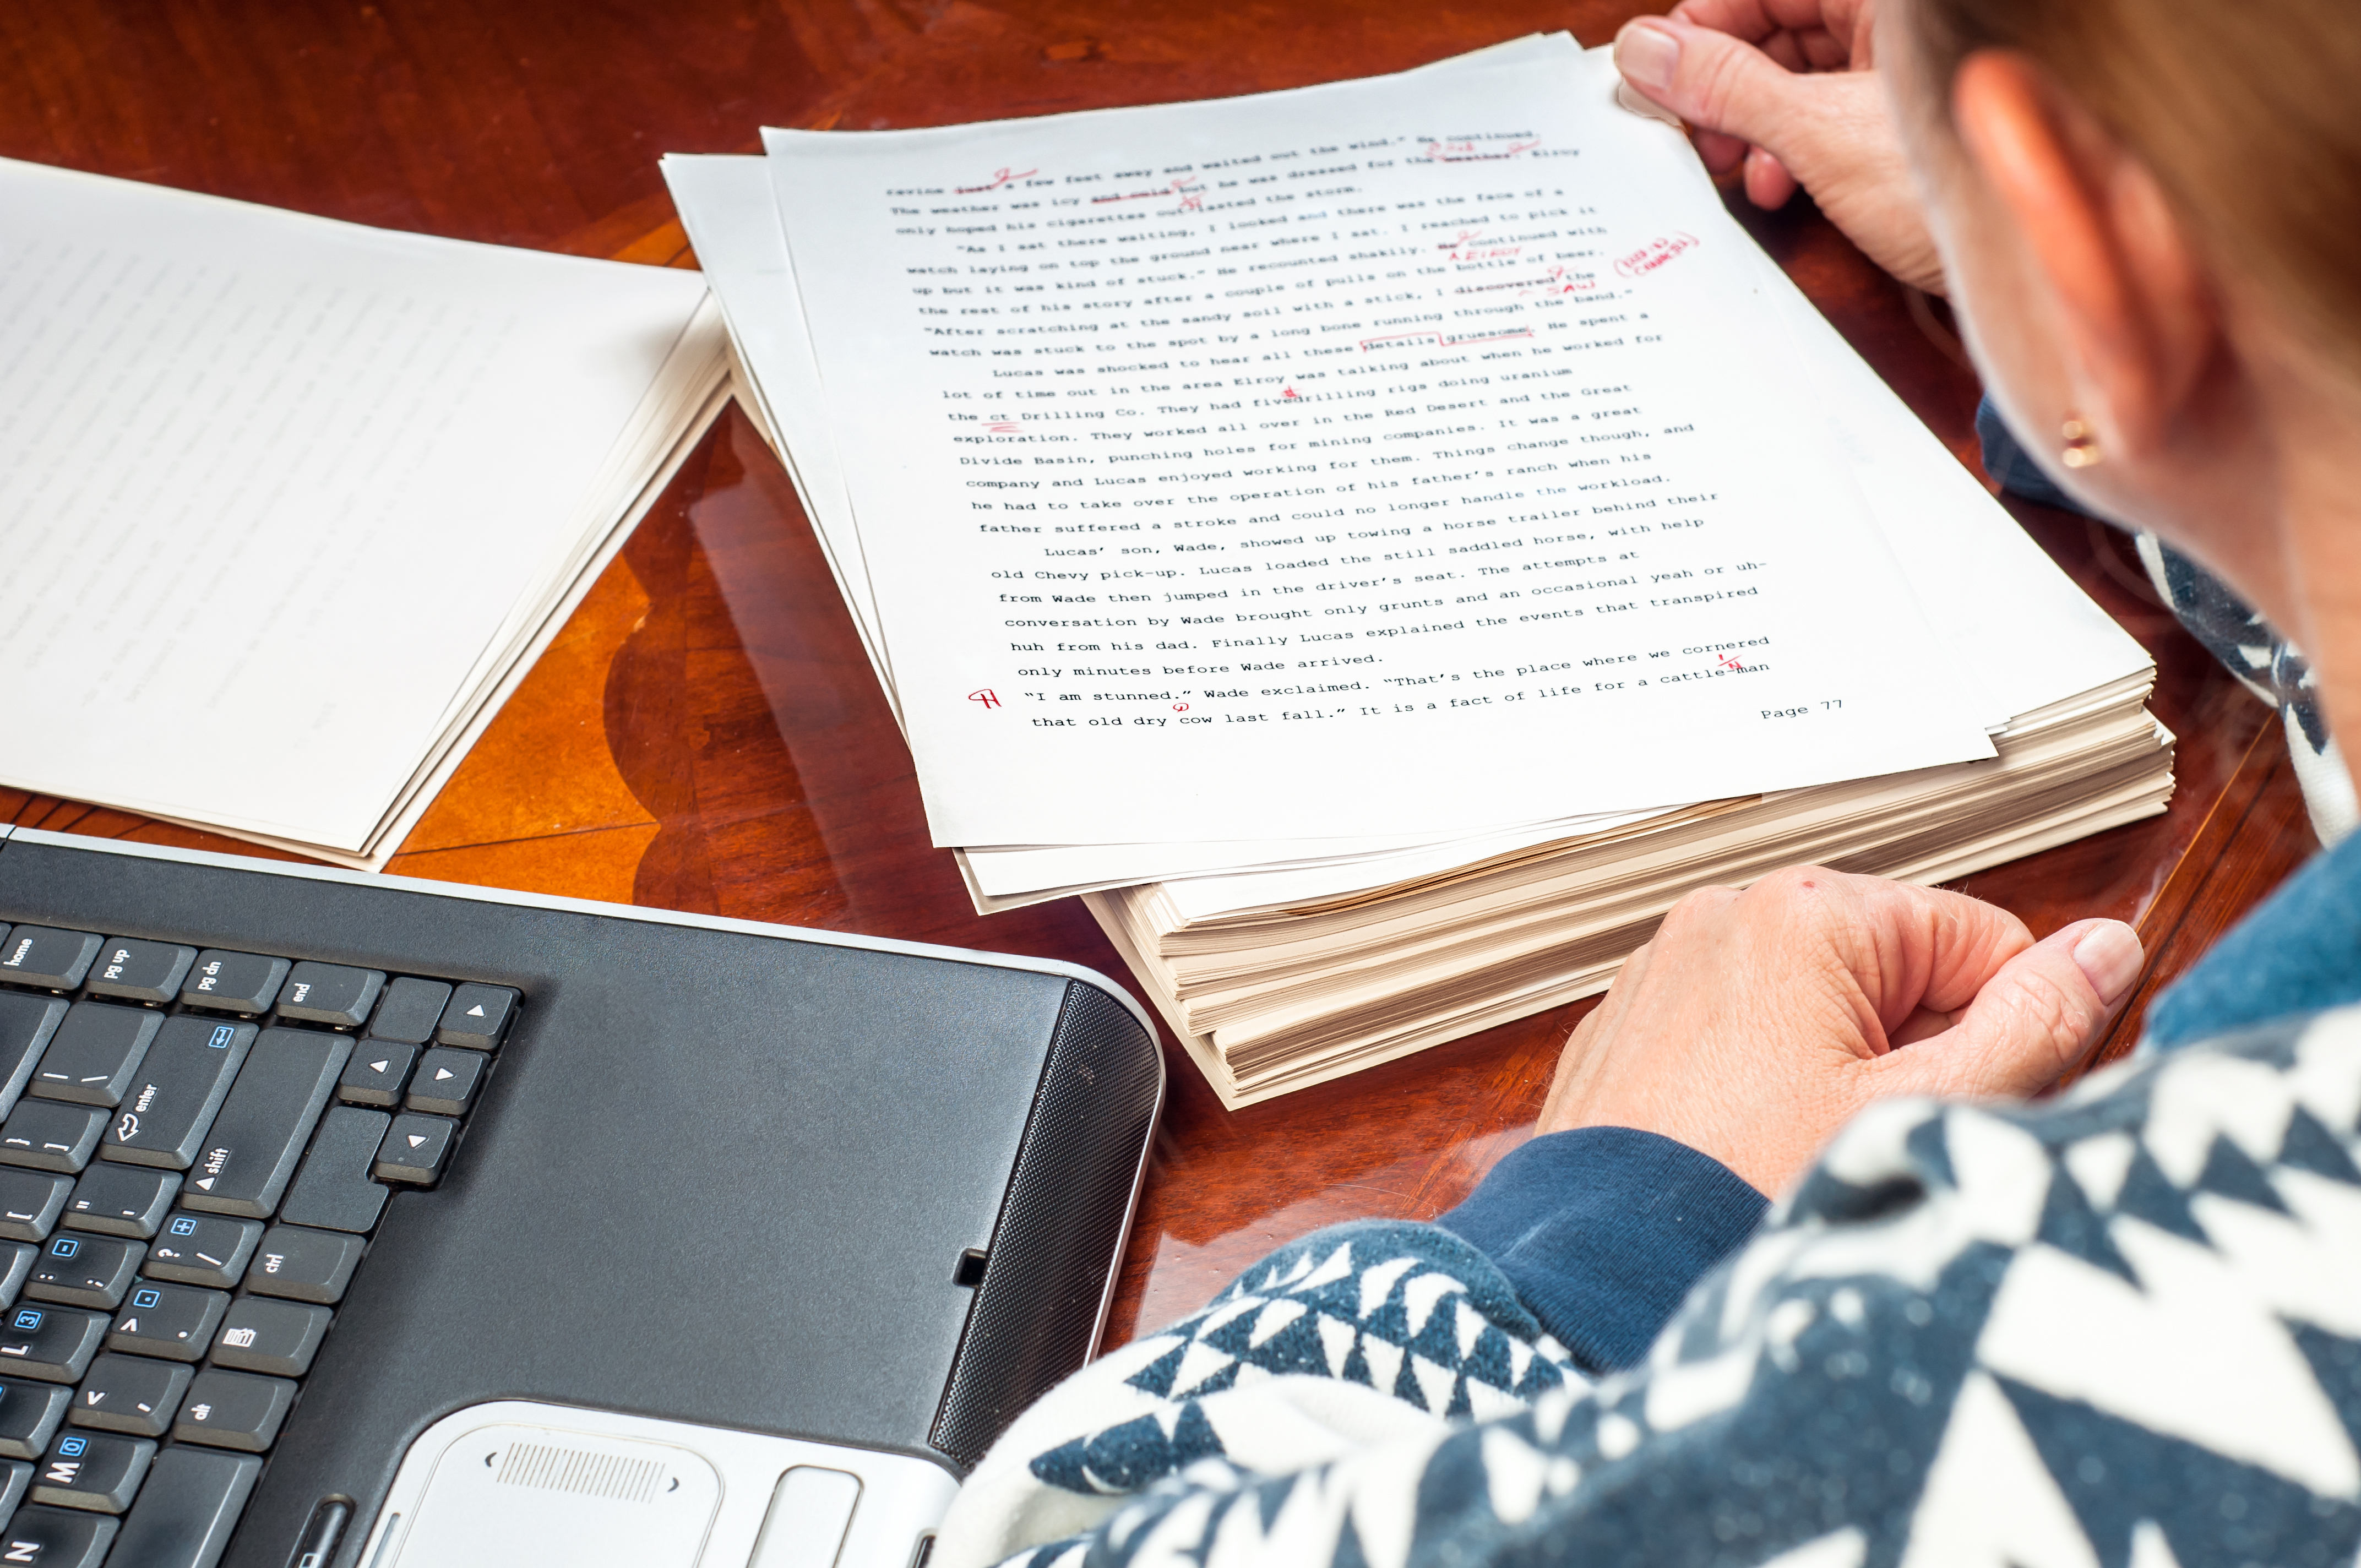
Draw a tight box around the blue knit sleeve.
[1436,1125,1766,1372]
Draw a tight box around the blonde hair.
[1903,0,2361,372]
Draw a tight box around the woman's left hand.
[1614,3,1946,294]
[1537,866,2142,1194]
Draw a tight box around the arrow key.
[434,984,517,1050]
[335,1042,417,1109]
[68,1354,191,1439]
[373,1114,455,1186]
[402,1049,485,1118]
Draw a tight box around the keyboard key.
[25,1005,159,1113]
[372,1113,455,1185]
[105,1283,224,1364]
[210,1298,329,1378]
[275,962,384,1029]
[0,1174,70,1245]
[99,1016,253,1173]
[179,1029,347,1218]
[336,1041,416,1107]
[278,1108,389,1234]
[0,1306,106,1384]
[0,997,66,1119]
[31,1429,151,1513]
[244,1226,363,1305]
[0,1505,115,1566]
[0,931,101,994]
[102,1445,259,1567]
[177,952,287,1016]
[436,983,518,1049]
[404,1047,485,1117]
[0,1458,24,1521]
[0,1245,29,1309]
[142,1216,260,1291]
[368,978,449,1045]
[82,940,197,1006]
[0,1378,68,1460]
[0,1103,106,1175]
[59,1167,176,1241]
[171,1369,293,1453]
[24,1237,140,1310]
[67,1355,188,1439]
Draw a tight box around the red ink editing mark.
[1281,386,1301,400]
[1358,328,1536,353]
[955,167,1038,194]
[1614,233,1701,278]
[1172,702,1190,712]
[1422,138,1542,164]
[969,688,1003,709]
[988,420,1022,433]
[1716,654,1744,672]
[1438,231,1524,265]
[1454,263,1605,297]
[1092,176,1203,208]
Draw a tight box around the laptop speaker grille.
[494,1441,662,1503]
[929,980,1162,1469]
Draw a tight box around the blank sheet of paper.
[0,157,710,851]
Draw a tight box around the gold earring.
[2061,416,2103,469]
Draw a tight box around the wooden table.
[2,0,2319,1347]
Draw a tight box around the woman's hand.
[1613,0,1946,293]
[1538,867,2143,1194]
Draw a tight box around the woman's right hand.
[1613,0,1946,294]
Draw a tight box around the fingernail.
[1615,20,1680,95]
[2070,922,2143,1005]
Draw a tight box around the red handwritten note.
[969,688,1002,709]
[954,167,1038,195]
[1614,232,1701,278]
[1421,137,1542,163]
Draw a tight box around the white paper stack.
[0,156,732,868]
[665,37,2168,1104]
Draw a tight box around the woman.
[940,2,2361,1562]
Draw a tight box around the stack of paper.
[666,36,2168,1106]
[0,157,731,868]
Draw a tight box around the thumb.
[1613,17,1812,164]
[1873,918,2144,1101]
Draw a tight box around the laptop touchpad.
[389,1421,722,1567]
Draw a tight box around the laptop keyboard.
[0,918,515,1566]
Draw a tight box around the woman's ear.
[1949,51,2219,468]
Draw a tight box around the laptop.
[0,824,1164,1568]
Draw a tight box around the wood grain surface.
[0,0,2316,1351]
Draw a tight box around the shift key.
[180,1031,349,1219]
